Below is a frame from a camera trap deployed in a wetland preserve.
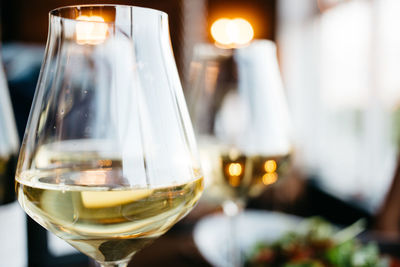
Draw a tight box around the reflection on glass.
[75,15,108,45]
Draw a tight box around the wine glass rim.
[49,4,168,23]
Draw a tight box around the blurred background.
[1,0,400,266]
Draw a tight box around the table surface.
[126,202,216,267]
[128,225,212,267]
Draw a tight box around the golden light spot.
[228,163,243,177]
[262,172,278,186]
[211,18,254,48]
[264,160,277,173]
[98,159,112,167]
[228,176,241,187]
[81,189,153,208]
[76,15,108,45]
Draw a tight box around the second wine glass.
[187,40,292,266]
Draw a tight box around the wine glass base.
[68,237,155,267]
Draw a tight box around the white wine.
[200,143,290,203]
[220,153,290,199]
[16,167,203,264]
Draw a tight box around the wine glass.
[187,40,291,266]
[15,5,203,267]
[0,57,19,205]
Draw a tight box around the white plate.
[193,210,302,267]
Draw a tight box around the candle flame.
[76,15,108,45]
[211,18,254,48]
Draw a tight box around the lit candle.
[75,15,108,45]
[210,18,254,49]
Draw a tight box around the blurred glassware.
[0,54,19,205]
[15,5,203,267]
[277,0,398,212]
[187,40,292,266]
[317,0,348,12]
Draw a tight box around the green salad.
[245,217,387,267]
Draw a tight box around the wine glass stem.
[223,200,243,267]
